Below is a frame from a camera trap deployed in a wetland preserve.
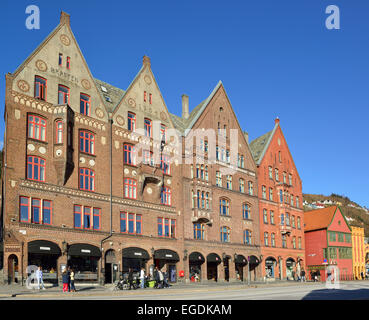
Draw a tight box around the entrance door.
[207,263,218,281]
[105,263,112,283]
[105,250,116,284]
[8,255,18,284]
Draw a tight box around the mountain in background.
[303,193,369,237]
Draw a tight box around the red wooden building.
[304,206,353,281]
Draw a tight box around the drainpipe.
[100,115,114,284]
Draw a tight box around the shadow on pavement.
[302,288,369,300]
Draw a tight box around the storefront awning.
[154,249,179,261]
[28,240,61,255]
[122,247,150,260]
[235,254,247,265]
[189,251,205,264]
[249,255,260,265]
[207,253,221,264]
[68,243,101,257]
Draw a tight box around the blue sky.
[1,0,369,207]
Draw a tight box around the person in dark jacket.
[62,269,69,292]
[128,268,134,290]
[154,267,160,289]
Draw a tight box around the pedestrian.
[70,268,76,292]
[35,266,45,290]
[154,267,160,288]
[361,271,364,280]
[140,267,145,289]
[300,269,306,282]
[158,269,164,288]
[163,271,170,288]
[292,270,296,281]
[128,268,134,290]
[62,269,69,292]
[67,266,71,292]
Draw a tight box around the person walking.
[36,266,45,290]
[62,269,69,292]
[139,267,145,289]
[128,268,134,290]
[158,269,164,289]
[67,266,71,292]
[300,269,306,282]
[70,268,76,292]
[163,271,170,288]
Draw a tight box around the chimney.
[181,94,189,119]
[143,55,151,68]
[275,117,280,125]
[60,11,70,26]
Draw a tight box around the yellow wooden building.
[351,226,366,279]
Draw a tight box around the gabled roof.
[169,81,223,136]
[304,206,338,232]
[93,78,125,113]
[249,128,275,165]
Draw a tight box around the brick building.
[304,206,353,281]
[0,12,265,285]
[250,118,305,280]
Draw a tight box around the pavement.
[0,279,328,299]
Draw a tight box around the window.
[292,237,296,249]
[191,190,195,208]
[79,131,95,155]
[34,76,47,100]
[58,85,69,104]
[269,188,273,201]
[264,232,269,246]
[27,156,45,182]
[205,166,208,181]
[289,174,292,186]
[161,187,171,206]
[80,93,91,116]
[243,203,250,220]
[275,169,279,181]
[239,178,245,193]
[31,199,41,224]
[66,56,71,69]
[263,209,268,224]
[149,93,152,104]
[329,231,336,242]
[124,178,137,199]
[268,166,273,179]
[292,215,296,228]
[197,190,200,208]
[216,171,222,187]
[157,217,176,238]
[28,115,46,141]
[205,193,209,209]
[283,172,287,184]
[216,146,220,161]
[262,186,266,199]
[120,212,142,235]
[143,150,154,166]
[42,200,52,225]
[144,118,152,137]
[220,198,230,216]
[297,216,301,229]
[280,213,285,225]
[79,168,95,191]
[74,205,82,229]
[296,197,300,208]
[226,150,230,163]
[128,112,136,131]
[93,208,100,230]
[279,190,283,203]
[282,234,287,248]
[298,237,302,249]
[270,211,275,224]
[244,230,252,245]
[220,226,230,243]
[83,207,92,229]
[338,232,345,242]
[286,213,290,226]
[226,175,232,190]
[271,233,276,247]
[58,53,63,66]
[144,91,147,102]
[248,181,253,195]
[124,144,136,165]
[279,151,282,162]
[345,233,351,243]
[194,223,205,240]
[238,154,245,168]
[160,124,166,143]
[55,120,63,144]
[291,195,294,207]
